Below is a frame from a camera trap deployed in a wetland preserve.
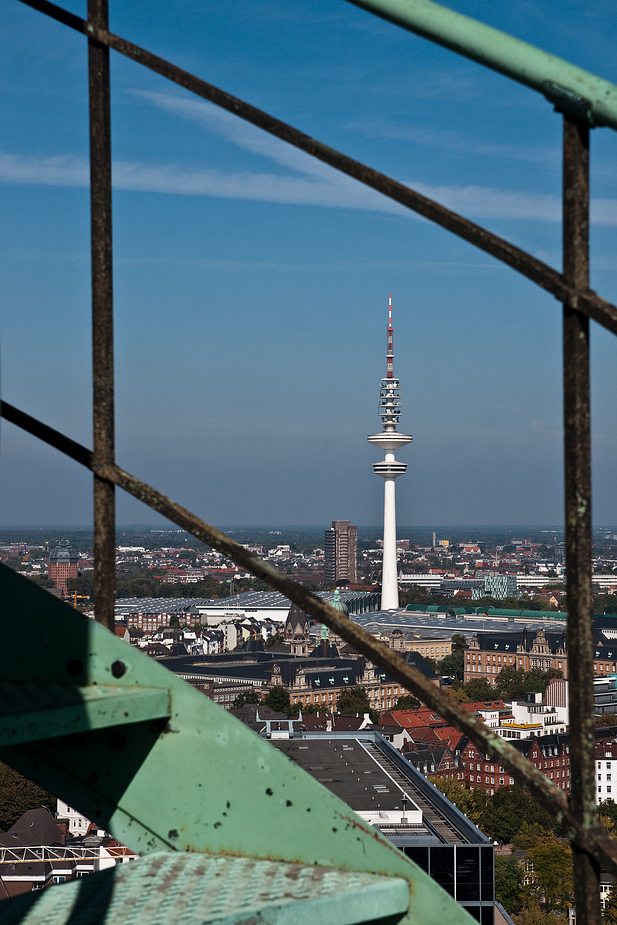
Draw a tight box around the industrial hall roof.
[271,732,488,847]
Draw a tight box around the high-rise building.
[324,521,357,584]
[48,540,79,595]
[368,296,412,610]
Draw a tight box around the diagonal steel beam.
[15,0,617,336]
[2,398,617,878]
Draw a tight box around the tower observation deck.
[367,297,412,610]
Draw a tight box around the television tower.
[368,296,412,610]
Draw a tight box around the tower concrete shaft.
[367,297,412,610]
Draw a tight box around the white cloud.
[1,91,617,226]
[0,152,89,187]
[343,118,559,168]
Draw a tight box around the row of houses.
[464,623,617,684]
[381,691,615,802]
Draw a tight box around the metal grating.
[0,851,410,925]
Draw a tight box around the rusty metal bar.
[88,0,115,631]
[562,113,600,925]
[2,397,617,878]
[15,0,617,337]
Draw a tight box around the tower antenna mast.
[367,297,412,610]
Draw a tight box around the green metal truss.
[0,563,474,925]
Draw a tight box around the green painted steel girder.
[0,564,475,925]
[346,0,617,130]
[1,852,411,925]
[0,682,171,748]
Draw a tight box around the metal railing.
[4,2,617,924]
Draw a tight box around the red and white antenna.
[386,294,394,379]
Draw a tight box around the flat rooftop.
[271,733,488,846]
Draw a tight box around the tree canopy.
[520,836,573,913]
[337,687,379,723]
[0,762,56,832]
[263,686,291,715]
[428,776,486,824]
[495,854,521,914]
[232,691,260,707]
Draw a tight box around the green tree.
[513,901,566,925]
[495,855,521,914]
[463,678,495,702]
[428,776,486,824]
[521,836,573,914]
[29,575,56,589]
[232,691,260,707]
[523,668,562,694]
[445,686,470,703]
[597,714,617,727]
[265,633,284,649]
[599,799,617,830]
[263,686,291,715]
[495,667,528,700]
[337,687,379,723]
[451,634,468,652]
[66,574,94,596]
[436,650,465,680]
[511,822,553,849]
[393,695,420,710]
[0,762,56,832]
[481,786,557,844]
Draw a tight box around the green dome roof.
[330,589,349,615]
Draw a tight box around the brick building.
[465,629,568,684]
[47,541,79,595]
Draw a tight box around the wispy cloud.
[343,118,559,168]
[1,91,617,227]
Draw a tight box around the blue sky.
[1,0,617,528]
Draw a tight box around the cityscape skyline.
[2,1,617,528]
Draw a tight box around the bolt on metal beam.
[562,112,601,925]
[88,0,115,631]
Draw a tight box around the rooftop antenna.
[387,294,394,379]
